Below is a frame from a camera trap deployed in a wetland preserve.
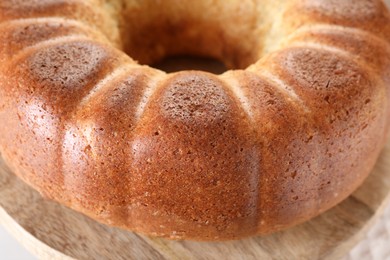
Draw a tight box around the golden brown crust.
[0,0,121,45]
[0,0,390,240]
[255,47,387,227]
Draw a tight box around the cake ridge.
[6,35,100,64]
[77,64,138,109]
[249,69,310,113]
[287,42,390,91]
[289,23,390,46]
[286,42,355,59]
[0,17,111,42]
[134,70,166,122]
[220,73,255,121]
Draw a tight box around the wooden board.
[0,138,390,260]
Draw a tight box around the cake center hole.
[152,55,228,74]
[118,3,262,72]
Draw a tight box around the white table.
[0,226,35,259]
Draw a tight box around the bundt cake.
[0,0,390,240]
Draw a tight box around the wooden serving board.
[0,138,390,260]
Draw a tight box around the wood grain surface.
[1,138,390,260]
